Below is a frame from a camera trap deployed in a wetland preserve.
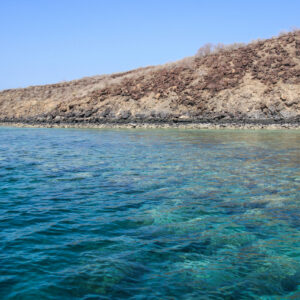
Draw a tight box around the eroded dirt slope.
[0,31,299,124]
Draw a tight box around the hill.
[0,31,299,128]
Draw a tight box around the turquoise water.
[0,128,299,300]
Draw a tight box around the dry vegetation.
[0,30,299,125]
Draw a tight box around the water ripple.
[0,128,299,299]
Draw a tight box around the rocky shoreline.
[0,119,299,129]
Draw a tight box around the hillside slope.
[0,31,299,126]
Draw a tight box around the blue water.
[0,128,299,300]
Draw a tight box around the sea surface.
[0,127,299,300]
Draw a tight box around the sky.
[0,0,299,90]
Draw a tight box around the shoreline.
[0,121,299,130]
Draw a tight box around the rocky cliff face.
[0,31,299,125]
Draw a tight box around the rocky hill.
[0,31,299,127]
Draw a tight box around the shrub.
[195,42,246,58]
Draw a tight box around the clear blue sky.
[0,0,299,90]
